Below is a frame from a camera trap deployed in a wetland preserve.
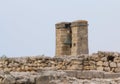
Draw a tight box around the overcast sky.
[0,0,120,57]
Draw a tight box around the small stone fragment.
[110,62,117,68]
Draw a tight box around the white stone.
[110,62,117,68]
[97,67,103,71]
[117,63,120,67]
[103,62,109,67]
[97,61,103,66]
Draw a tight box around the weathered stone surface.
[103,62,109,67]
[83,66,91,70]
[114,57,119,63]
[0,51,120,73]
[104,67,110,72]
[76,71,104,79]
[68,65,83,70]
[117,63,120,67]
[110,62,117,68]
[56,20,88,56]
[1,70,120,83]
[101,57,107,62]
[0,71,16,84]
[113,52,119,57]
[36,76,53,84]
[97,67,104,71]
[1,51,120,83]
[97,61,103,66]
[90,54,100,61]
[114,68,120,73]
[104,73,120,78]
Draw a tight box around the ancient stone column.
[71,20,89,56]
[55,22,71,56]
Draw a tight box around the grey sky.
[0,0,120,57]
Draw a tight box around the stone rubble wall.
[1,51,120,83]
[1,70,120,84]
[0,51,120,73]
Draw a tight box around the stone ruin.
[1,51,120,84]
[1,20,120,84]
[55,20,88,56]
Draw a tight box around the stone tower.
[55,20,88,56]
[55,22,71,56]
[71,20,89,55]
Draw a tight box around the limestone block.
[8,63,13,68]
[98,51,105,57]
[65,70,77,77]
[117,63,120,67]
[103,62,109,67]
[90,55,99,61]
[96,61,103,66]
[0,64,3,68]
[17,79,29,84]
[68,65,83,70]
[111,68,115,72]
[13,63,19,67]
[114,68,120,73]
[104,73,120,78]
[114,59,119,63]
[4,61,9,65]
[89,65,96,70]
[16,67,21,72]
[103,67,110,72]
[76,71,104,79]
[83,66,90,70]
[36,76,55,84]
[37,60,42,63]
[71,60,82,65]
[113,52,119,57]
[118,57,120,60]
[2,73,16,84]
[97,67,103,71]
[29,76,36,84]
[83,61,89,66]
[21,66,25,71]
[101,57,107,62]
[89,61,96,65]
[56,64,63,70]
[49,61,55,65]
[27,64,33,67]
[12,67,16,71]
[113,57,118,62]
[0,61,3,64]
[4,68,11,72]
[61,66,66,70]
[110,62,117,68]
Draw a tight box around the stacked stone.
[78,51,120,72]
[55,22,71,56]
[71,20,89,56]
[0,51,120,73]
[0,55,85,72]
[93,51,120,73]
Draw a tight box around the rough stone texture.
[71,20,89,56]
[1,51,120,83]
[55,20,88,56]
[97,66,104,71]
[56,22,71,56]
[0,51,120,73]
[103,62,109,67]
[97,61,103,66]
[0,70,120,84]
[110,62,117,68]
